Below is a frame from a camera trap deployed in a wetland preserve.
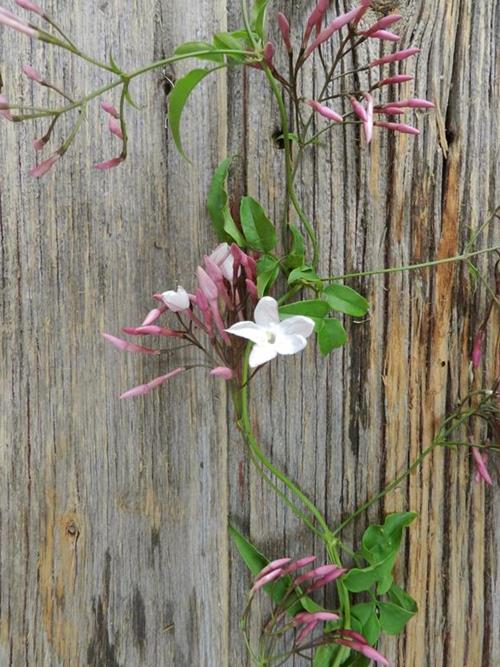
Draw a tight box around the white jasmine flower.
[226,296,315,368]
[161,285,190,312]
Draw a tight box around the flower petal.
[249,344,278,368]
[226,321,267,345]
[274,333,308,355]
[254,296,280,326]
[278,316,315,338]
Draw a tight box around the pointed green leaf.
[284,224,305,269]
[240,196,276,252]
[288,265,323,288]
[324,284,369,317]
[174,41,225,63]
[378,601,416,635]
[316,318,348,355]
[279,300,330,319]
[206,156,245,245]
[256,255,280,296]
[251,0,269,38]
[168,68,214,159]
[213,32,247,63]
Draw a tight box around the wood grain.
[0,1,498,665]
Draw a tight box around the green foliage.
[168,68,217,159]
[344,512,416,594]
[213,32,248,63]
[279,299,330,319]
[316,318,348,355]
[288,264,323,289]
[206,157,245,246]
[256,255,280,296]
[324,284,369,317]
[240,196,276,253]
[174,41,225,63]
[251,0,270,39]
[284,225,306,269]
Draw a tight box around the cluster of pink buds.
[103,243,259,397]
[248,555,389,665]
[272,1,434,142]
[95,101,126,170]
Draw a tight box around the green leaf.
[279,300,330,319]
[206,157,245,246]
[251,0,269,38]
[324,284,369,317]
[174,41,224,63]
[168,68,215,159]
[387,583,418,613]
[288,265,323,289]
[378,601,415,635]
[343,561,390,593]
[316,318,348,355]
[284,225,305,269]
[313,645,338,667]
[213,32,247,63]
[256,255,280,296]
[240,196,276,252]
[123,85,142,110]
[228,524,266,575]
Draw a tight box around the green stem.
[324,245,500,281]
[263,67,319,269]
[236,345,332,539]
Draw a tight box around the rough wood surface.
[0,1,498,665]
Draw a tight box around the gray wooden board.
[0,1,498,665]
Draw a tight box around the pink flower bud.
[256,558,292,579]
[210,366,233,380]
[284,556,317,573]
[472,447,493,485]
[120,368,185,400]
[94,156,125,170]
[388,97,435,109]
[22,64,43,82]
[28,152,60,177]
[102,333,159,355]
[304,0,329,43]
[121,325,179,337]
[0,11,37,37]
[305,5,361,58]
[369,29,400,41]
[375,106,406,115]
[32,136,47,150]
[376,74,413,87]
[101,101,120,118]
[197,266,218,301]
[277,12,292,52]
[245,278,258,300]
[108,118,124,140]
[375,120,419,135]
[294,611,340,624]
[370,47,421,67]
[363,93,374,144]
[250,568,284,594]
[263,41,274,66]
[0,94,9,109]
[350,97,368,122]
[141,304,167,326]
[15,0,44,15]
[359,13,402,36]
[307,99,343,123]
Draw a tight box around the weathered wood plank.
[0,1,498,666]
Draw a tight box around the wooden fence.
[0,1,498,665]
